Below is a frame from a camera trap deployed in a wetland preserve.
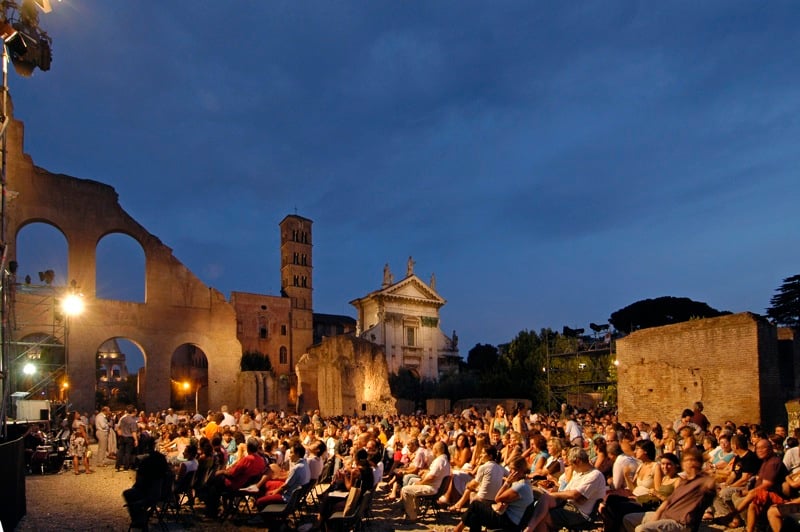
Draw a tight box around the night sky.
[9,1,800,370]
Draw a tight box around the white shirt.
[565,468,607,517]
[220,412,236,427]
[611,454,639,490]
[784,447,800,474]
[425,453,452,491]
[474,460,506,501]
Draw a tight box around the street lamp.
[60,284,83,409]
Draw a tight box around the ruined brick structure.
[616,312,790,429]
[4,106,387,416]
[295,335,396,417]
[4,109,241,414]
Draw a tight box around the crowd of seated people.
[83,399,800,532]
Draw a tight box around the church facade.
[350,258,460,381]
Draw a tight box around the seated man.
[733,438,789,532]
[400,441,451,522]
[122,447,171,527]
[621,449,715,532]
[523,447,607,532]
[450,456,534,532]
[712,433,759,525]
[255,439,310,508]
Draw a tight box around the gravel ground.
[16,443,460,531]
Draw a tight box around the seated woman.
[526,434,550,479]
[447,456,534,532]
[438,432,476,506]
[440,433,488,506]
[164,427,191,465]
[535,438,565,490]
[174,444,199,495]
[601,439,660,531]
[317,448,375,528]
[593,437,613,479]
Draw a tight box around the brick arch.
[95,231,146,302]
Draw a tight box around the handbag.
[343,479,362,516]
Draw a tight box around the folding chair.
[416,475,451,520]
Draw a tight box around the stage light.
[7,21,51,77]
[22,362,36,375]
[1,20,26,56]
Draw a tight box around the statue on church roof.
[382,263,394,287]
[430,272,436,290]
[406,256,415,277]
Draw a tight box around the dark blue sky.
[10,1,800,364]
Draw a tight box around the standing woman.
[70,423,93,474]
[511,405,526,435]
[492,405,509,437]
[650,422,665,457]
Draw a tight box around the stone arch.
[15,221,69,286]
[95,337,144,410]
[95,232,146,302]
[170,344,209,413]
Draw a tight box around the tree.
[767,274,800,328]
[467,343,499,372]
[609,296,730,334]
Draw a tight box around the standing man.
[164,408,179,426]
[116,405,139,471]
[94,406,112,467]
[219,405,236,428]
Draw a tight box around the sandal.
[703,511,714,521]
[448,505,465,513]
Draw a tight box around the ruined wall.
[295,336,396,417]
[617,313,785,428]
[5,107,242,413]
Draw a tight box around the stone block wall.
[617,312,786,429]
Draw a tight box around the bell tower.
[280,215,313,365]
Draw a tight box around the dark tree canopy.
[609,296,730,334]
[767,274,800,328]
[467,343,499,372]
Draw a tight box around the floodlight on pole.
[62,293,84,316]
[22,362,35,375]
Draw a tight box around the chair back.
[434,475,451,498]
[318,457,335,484]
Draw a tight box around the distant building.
[350,258,460,381]
[96,339,131,402]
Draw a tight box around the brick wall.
[617,312,785,428]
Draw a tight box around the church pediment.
[380,275,445,305]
